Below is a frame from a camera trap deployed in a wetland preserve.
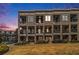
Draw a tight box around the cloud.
[0,23,17,31]
[0,23,9,28]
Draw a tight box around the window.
[71,24,77,32]
[54,35,60,41]
[28,26,35,34]
[20,26,26,34]
[36,16,43,23]
[20,16,26,23]
[70,14,77,22]
[62,14,68,21]
[53,25,60,33]
[45,26,52,33]
[53,15,60,22]
[62,25,69,33]
[36,26,43,33]
[71,35,77,41]
[45,15,51,21]
[28,16,34,22]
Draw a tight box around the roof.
[19,8,79,13]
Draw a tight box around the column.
[26,26,28,42]
[60,24,62,41]
[43,26,45,41]
[69,15,71,42]
[52,25,53,42]
[34,26,37,43]
[77,14,79,41]
[18,27,21,43]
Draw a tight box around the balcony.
[20,26,26,35]
[53,35,61,42]
[20,36,26,43]
[71,34,77,42]
[53,25,60,33]
[53,15,60,22]
[62,35,69,42]
[28,36,35,42]
[36,36,43,43]
[45,36,52,43]
[20,16,26,24]
[28,26,35,34]
[71,24,77,32]
[45,26,52,34]
[62,25,69,33]
[70,14,78,22]
[36,16,43,23]
[36,26,43,34]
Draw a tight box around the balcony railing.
[62,30,69,33]
[53,15,60,22]
[28,30,35,34]
[70,14,78,22]
[71,29,77,32]
[20,30,26,34]
[54,29,60,33]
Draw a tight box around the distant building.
[18,9,79,43]
[0,30,17,44]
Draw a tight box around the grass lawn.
[5,43,79,55]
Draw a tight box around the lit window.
[46,28,49,32]
[62,14,68,21]
[38,29,41,33]
[45,15,51,21]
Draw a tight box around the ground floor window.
[45,36,52,43]
[36,36,43,43]
[28,36,35,42]
[62,35,69,42]
[71,34,77,41]
[20,36,26,41]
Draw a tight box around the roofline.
[19,8,79,13]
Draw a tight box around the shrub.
[0,44,9,55]
[0,39,2,43]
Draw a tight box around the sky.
[0,3,79,31]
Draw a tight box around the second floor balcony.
[45,26,52,34]
[20,26,26,34]
[28,26,35,34]
[53,25,60,33]
[71,24,77,32]
[62,25,69,33]
[36,26,43,34]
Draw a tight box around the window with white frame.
[28,16,34,22]
[62,14,68,21]
[45,15,51,21]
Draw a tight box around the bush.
[0,39,2,43]
[0,44,9,55]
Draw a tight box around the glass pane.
[45,15,51,21]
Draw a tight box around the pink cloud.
[0,24,9,28]
[0,23,17,31]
